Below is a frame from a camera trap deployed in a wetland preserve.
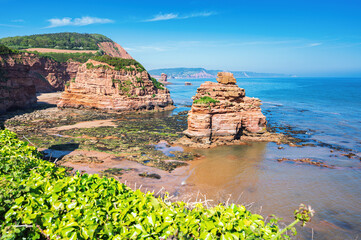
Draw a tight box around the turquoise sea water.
[169,77,361,153]
[166,77,361,239]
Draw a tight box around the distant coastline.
[149,67,295,79]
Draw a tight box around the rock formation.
[0,55,37,112]
[181,72,274,147]
[160,73,168,82]
[57,59,174,112]
[20,53,80,92]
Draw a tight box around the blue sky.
[0,0,360,76]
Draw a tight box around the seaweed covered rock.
[181,72,273,147]
[57,58,174,112]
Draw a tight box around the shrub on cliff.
[91,55,146,72]
[0,44,18,55]
[193,96,219,105]
[151,77,164,90]
[0,129,301,239]
[24,51,100,63]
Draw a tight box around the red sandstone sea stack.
[57,59,174,112]
[160,73,168,82]
[180,72,274,147]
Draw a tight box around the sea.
[166,77,361,240]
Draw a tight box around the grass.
[193,96,219,104]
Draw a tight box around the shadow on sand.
[41,143,80,162]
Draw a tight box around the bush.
[151,77,164,90]
[0,44,18,55]
[91,55,145,72]
[24,51,99,63]
[0,129,292,239]
[193,96,219,105]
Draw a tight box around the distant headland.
[149,67,294,79]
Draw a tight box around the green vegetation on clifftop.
[26,51,101,63]
[0,129,297,239]
[0,44,18,55]
[0,32,112,50]
[91,55,146,72]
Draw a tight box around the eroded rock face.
[57,60,174,112]
[20,53,81,92]
[0,55,37,112]
[98,42,133,59]
[181,72,269,147]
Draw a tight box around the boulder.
[216,72,236,85]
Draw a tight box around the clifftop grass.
[91,55,146,72]
[0,129,294,239]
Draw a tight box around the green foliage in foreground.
[0,129,292,239]
[193,96,220,105]
[24,51,101,63]
[91,55,146,72]
[0,32,112,50]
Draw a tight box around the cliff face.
[20,53,80,92]
[181,72,268,147]
[98,42,133,59]
[0,55,37,112]
[57,59,174,112]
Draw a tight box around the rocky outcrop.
[57,59,174,112]
[0,55,37,112]
[160,73,168,82]
[98,42,133,59]
[180,72,277,147]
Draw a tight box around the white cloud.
[46,16,114,28]
[145,13,179,22]
[144,11,216,22]
[308,42,322,47]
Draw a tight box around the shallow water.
[166,77,361,239]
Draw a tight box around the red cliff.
[57,59,174,112]
[0,55,37,112]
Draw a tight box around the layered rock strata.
[0,55,37,112]
[181,72,275,147]
[57,59,174,112]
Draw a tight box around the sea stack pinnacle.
[181,72,270,147]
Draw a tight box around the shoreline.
[2,92,361,239]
